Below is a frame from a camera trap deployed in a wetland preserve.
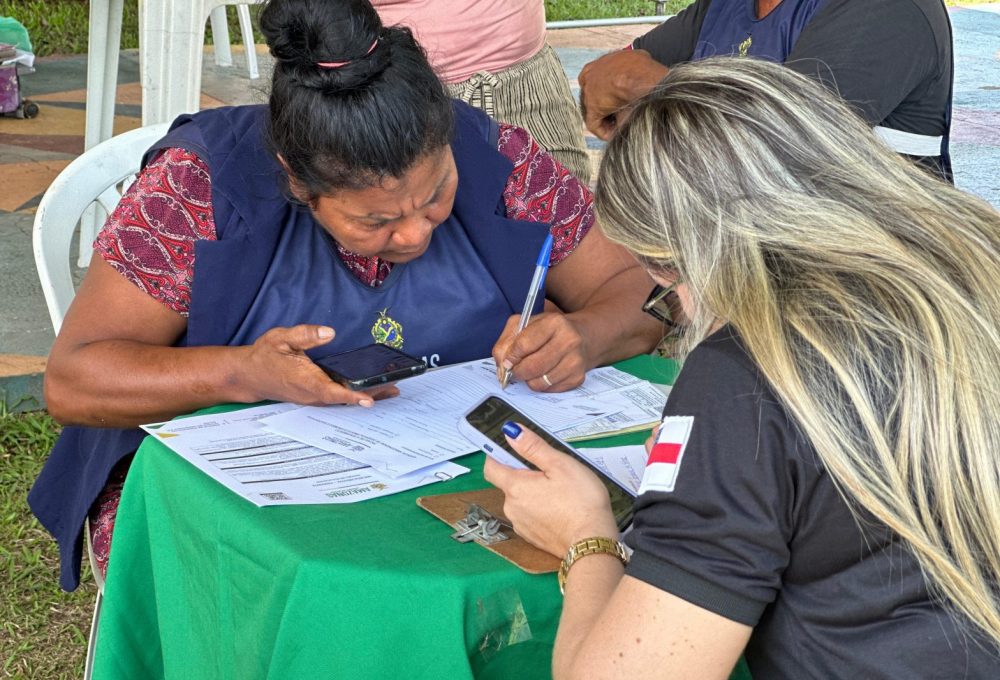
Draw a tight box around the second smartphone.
[314,344,427,390]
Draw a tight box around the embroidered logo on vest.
[371,308,404,348]
[738,35,752,57]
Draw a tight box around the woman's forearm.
[44,341,254,428]
[552,556,626,678]
[566,266,664,368]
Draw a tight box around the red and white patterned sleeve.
[496,123,595,266]
[94,148,217,316]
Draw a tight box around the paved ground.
[1,11,998,409]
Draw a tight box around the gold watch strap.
[558,536,629,595]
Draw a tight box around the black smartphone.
[314,344,427,390]
[461,395,635,531]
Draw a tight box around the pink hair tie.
[317,39,379,69]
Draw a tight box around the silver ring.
[542,373,553,387]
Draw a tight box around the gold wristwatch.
[558,536,629,595]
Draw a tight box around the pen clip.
[535,234,554,268]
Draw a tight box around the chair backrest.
[32,123,170,334]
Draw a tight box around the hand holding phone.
[461,396,634,530]
[241,324,393,408]
[314,344,427,390]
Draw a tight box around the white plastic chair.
[210,5,260,79]
[82,517,105,680]
[32,122,170,678]
[136,0,266,127]
[34,123,171,332]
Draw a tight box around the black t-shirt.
[625,327,999,678]
[633,0,952,137]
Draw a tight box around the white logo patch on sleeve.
[638,416,694,494]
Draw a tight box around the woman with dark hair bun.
[30,0,663,591]
[260,0,455,196]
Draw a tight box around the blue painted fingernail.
[502,421,522,439]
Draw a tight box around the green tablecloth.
[92,355,752,679]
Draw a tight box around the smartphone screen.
[464,396,634,530]
[314,344,427,388]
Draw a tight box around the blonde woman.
[485,57,1000,679]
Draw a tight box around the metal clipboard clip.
[451,503,512,545]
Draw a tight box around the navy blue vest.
[30,101,551,590]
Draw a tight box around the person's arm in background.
[578,0,711,138]
[784,0,947,134]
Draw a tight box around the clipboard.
[417,487,561,574]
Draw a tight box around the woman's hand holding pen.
[492,312,591,392]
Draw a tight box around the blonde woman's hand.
[238,325,399,407]
[483,423,619,558]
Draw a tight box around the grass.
[0,407,95,680]
[546,0,694,20]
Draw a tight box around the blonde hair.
[597,57,1000,645]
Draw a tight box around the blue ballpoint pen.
[499,234,554,390]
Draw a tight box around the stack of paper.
[142,404,469,506]
[144,359,668,506]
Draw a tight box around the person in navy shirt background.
[579,0,953,178]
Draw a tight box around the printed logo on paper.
[371,308,404,349]
[638,416,694,494]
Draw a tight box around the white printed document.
[557,383,670,441]
[577,444,650,496]
[262,359,667,478]
[142,404,468,506]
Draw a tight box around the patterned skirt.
[87,455,132,581]
[446,43,591,184]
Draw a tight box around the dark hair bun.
[258,0,454,198]
[260,0,389,92]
